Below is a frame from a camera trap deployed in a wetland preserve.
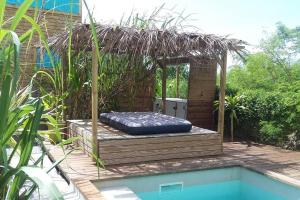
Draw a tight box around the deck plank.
[47,141,300,200]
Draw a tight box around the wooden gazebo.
[49,23,245,164]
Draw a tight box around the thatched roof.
[49,23,246,60]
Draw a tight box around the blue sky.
[84,0,300,46]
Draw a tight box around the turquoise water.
[97,167,300,200]
[137,180,284,200]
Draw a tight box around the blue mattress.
[99,112,192,135]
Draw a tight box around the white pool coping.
[101,186,141,200]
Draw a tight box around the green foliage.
[35,5,193,120]
[215,95,246,142]
[227,53,298,91]
[225,23,300,149]
[0,0,74,199]
[259,121,283,144]
[156,65,189,98]
[260,22,300,80]
[236,90,288,142]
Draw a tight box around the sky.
[82,0,300,65]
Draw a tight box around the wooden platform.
[68,120,222,165]
[47,142,300,200]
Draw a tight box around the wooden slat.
[98,132,221,164]
[68,120,222,166]
[99,139,220,153]
[187,100,212,106]
[103,149,222,165]
[100,144,221,160]
[187,59,217,129]
[99,134,220,146]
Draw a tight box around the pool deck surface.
[47,142,300,200]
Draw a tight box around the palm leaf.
[20,167,64,200]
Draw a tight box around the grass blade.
[0,0,6,28]
[10,0,34,31]
[23,15,55,70]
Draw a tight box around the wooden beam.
[176,66,180,98]
[157,56,190,66]
[161,64,167,114]
[217,51,227,144]
[91,46,99,156]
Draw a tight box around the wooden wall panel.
[68,121,222,166]
[99,132,222,165]
[5,5,81,87]
[116,73,155,112]
[187,59,217,129]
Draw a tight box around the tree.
[225,23,300,147]
[260,22,300,81]
[227,23,300,92]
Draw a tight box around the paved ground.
[45,142,300,199]
[29,147,80,200]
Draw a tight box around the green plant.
[215,95,246,142]
[34,4,195,121]
[222,23,300,148]
[259,121,283,144]
[0,0,71,199]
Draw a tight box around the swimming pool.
[95,167,300,200]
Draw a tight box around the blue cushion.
[100,112,192,135]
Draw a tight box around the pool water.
[138,180,283,200]
[96,167,300,200]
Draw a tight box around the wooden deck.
[68,120,222,165]
[47,142,300,200]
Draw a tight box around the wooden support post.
[218,52,227,144]
[60,51,68,139]
[176,66,180,98]
[161,64,167,114]
[91,46,99,157]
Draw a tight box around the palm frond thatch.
[48,23,246,60]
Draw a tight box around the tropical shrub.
[0,0,72,199]
[223,23,300,149]
[215,95,246,142]
[259,121,284,144]
[223,87,300,149]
